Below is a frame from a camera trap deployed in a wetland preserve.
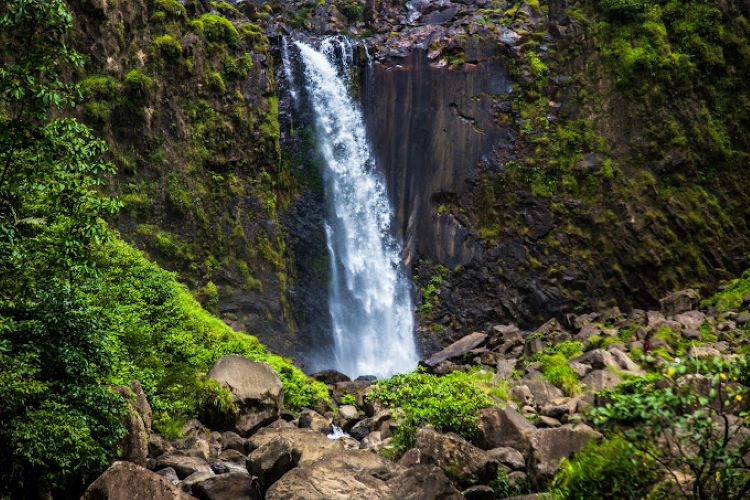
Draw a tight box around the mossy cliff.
[67,0,299,355]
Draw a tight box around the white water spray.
[281,36,299,104]
[295,40,420,378]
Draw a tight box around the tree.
[0,1,125,496]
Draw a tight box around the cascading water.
[295,39,420,378]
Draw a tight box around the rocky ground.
[82,284,750,499]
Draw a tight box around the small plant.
[340,393,356,406]
[539,353,582,396]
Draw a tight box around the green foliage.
[81,75,120,100]
[206,71,227,94]
[591,357,750,498]
[93,239,329,427]
[340,393,356,406]
[368,368,494,454]
[539,353,582,396]
[124,69,154,100]
[596,0,649,19]
[703,268,750,312]
[550,435,660,499]
[190,13,239,46]
[151,34,182,60]
[153,0,187,21]
[338,0,364,23]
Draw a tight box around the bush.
[153,0,187,20]
[550,435,660,499]
[80,74,120,99]
[190,13,239,46]
[539,353,582,396]
[596,0,650,19]
[703,268,750,312]
[367,369,494,454]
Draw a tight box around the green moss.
[206,71,226,94]
[151,34,182,60]
[124,69,154,100]
[153,0,187,20]
[539,353,582,395]
[190,13,239,46]
[702,268,750,312]
[84,101,112,122]
[81,74,120,99]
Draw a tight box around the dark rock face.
[191,473,262,500]
[414,427,498,488]
[364,44,513,268]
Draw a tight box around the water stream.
[295,39,420,378]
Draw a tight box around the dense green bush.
[124,69,154,99]
[190,13,239,46]
[550,435,660,499]
[703,268,750,312]
[368,369,494,453]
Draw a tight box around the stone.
[82,461,195,500]
[507,470,529,490]
[474,407,537,453]
[414,427,497,488]
[529,424,602,482]
[156,467,180,485]
[524,339,546,357]
[683,329,701,340]
[736,311,750,324]
[205,355,284,436]
[516,379,564,406]
[247,427,336,465]
[540,402,569,420]
[675,310,706,331]
[266,449,393,499]
[574,323,601,342]
[496,358,517,379]
[537,416,562,428]
[298,409,332,433]
[687,345,722,359]
[388,465,462,499]
[149,432,174,458]
[660,289,700,318]
[567,361,591,378]
[311,369,351,385]
[349,418,371,440]
[462,484,495,499]
[360,430,383,450]
[492,324,523,345]
[581,369,622,391]
[179,471,215,493]
[216,449,248,474]
[510,384,534,406]
[221,431,248,453]
[191,472,261,500]
[156,451,213,479]
[486,447,525,470]
[113,381,152,466]
[424,332,488,367]
[246,435,299,491]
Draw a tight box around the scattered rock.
[474,407,537,453]
[247,427,336,465]
[496,358,517,379]
[424,332,488,367]
[660,289,700,318]
[246,436,299,491]
[529,424,602,482]
[82,461,195,500]
[298,409,332,433]
[191,472,261,500]
[311,370,351,385]
[537,415,562,428]
[462,484,495,499]
[156,467,180,485]
[389,465,462,499]
[414,427,497,488]
[581,369,622,391]
[516,379,563,406]
[180,471,215,493]
[687,345,722,359]
[155,451,213,479]
[486,447,525,470]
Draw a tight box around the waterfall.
[295,40,420,378]
[281,36,299,105]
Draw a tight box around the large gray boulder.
[82,461,196,500]
[247,427,337,465]
[155,451,213,479]
[388,465,462,499]
[205,355,284,436]
[414,427,498,488]
[581,369,622,391]
[660,289,700,318]
[474,407,537,453]
[246,435,299,491]
[423,332,487,367]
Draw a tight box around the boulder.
[180,472,215,493]
[486,447,525,470]
[529,424,602,482]
[311,369,351,385]
[424,332,487,367]
[388,465,462,499]
[735,311,750,325]
[221,431,248,453]
[335,405,360,430]
[205,355,283,436]
[298,409,332,433]
[266,449,394,499]
[155,451,213,479]
[474,407,537,453]
[687,345,722,359]
[156,467,180,485]
[516,380,563,406]
[581,369,622,391]
[660,289,700,318]
[537,416,562,428]
[462,485,495,499]
[113,381,152,466]
[216,449,248,474]
[567,361,591,378]
[413,427,497,488]
[191,472,261,500]
[246,436,298,491]
[675,310,706,331]
[247,427,336,465]
[608,348,645,375]
[82,461,195,500]
[496,358,517,379]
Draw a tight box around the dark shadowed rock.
[155,451,212,479]
[82,461,196,500]
[424,332,487,367]
[487,447,525,470]
[298,409,332,433]
[192,472,261,500]
[414,427,497,487]
[475,407,537,453]
[246,436,298,491]
[311,370,351,385]
[205,355,284,436]
[462,484,496,499]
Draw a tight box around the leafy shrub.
[190,13,239,46]
[550,435,660,499]
[340,393,356,406]
[703,268,750,312]
[591,357,750,498]
[368,369,494,454]
[153,0,187,21]
[81,74,120,99]
[539,353,582,395]
[84,100,112,122]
